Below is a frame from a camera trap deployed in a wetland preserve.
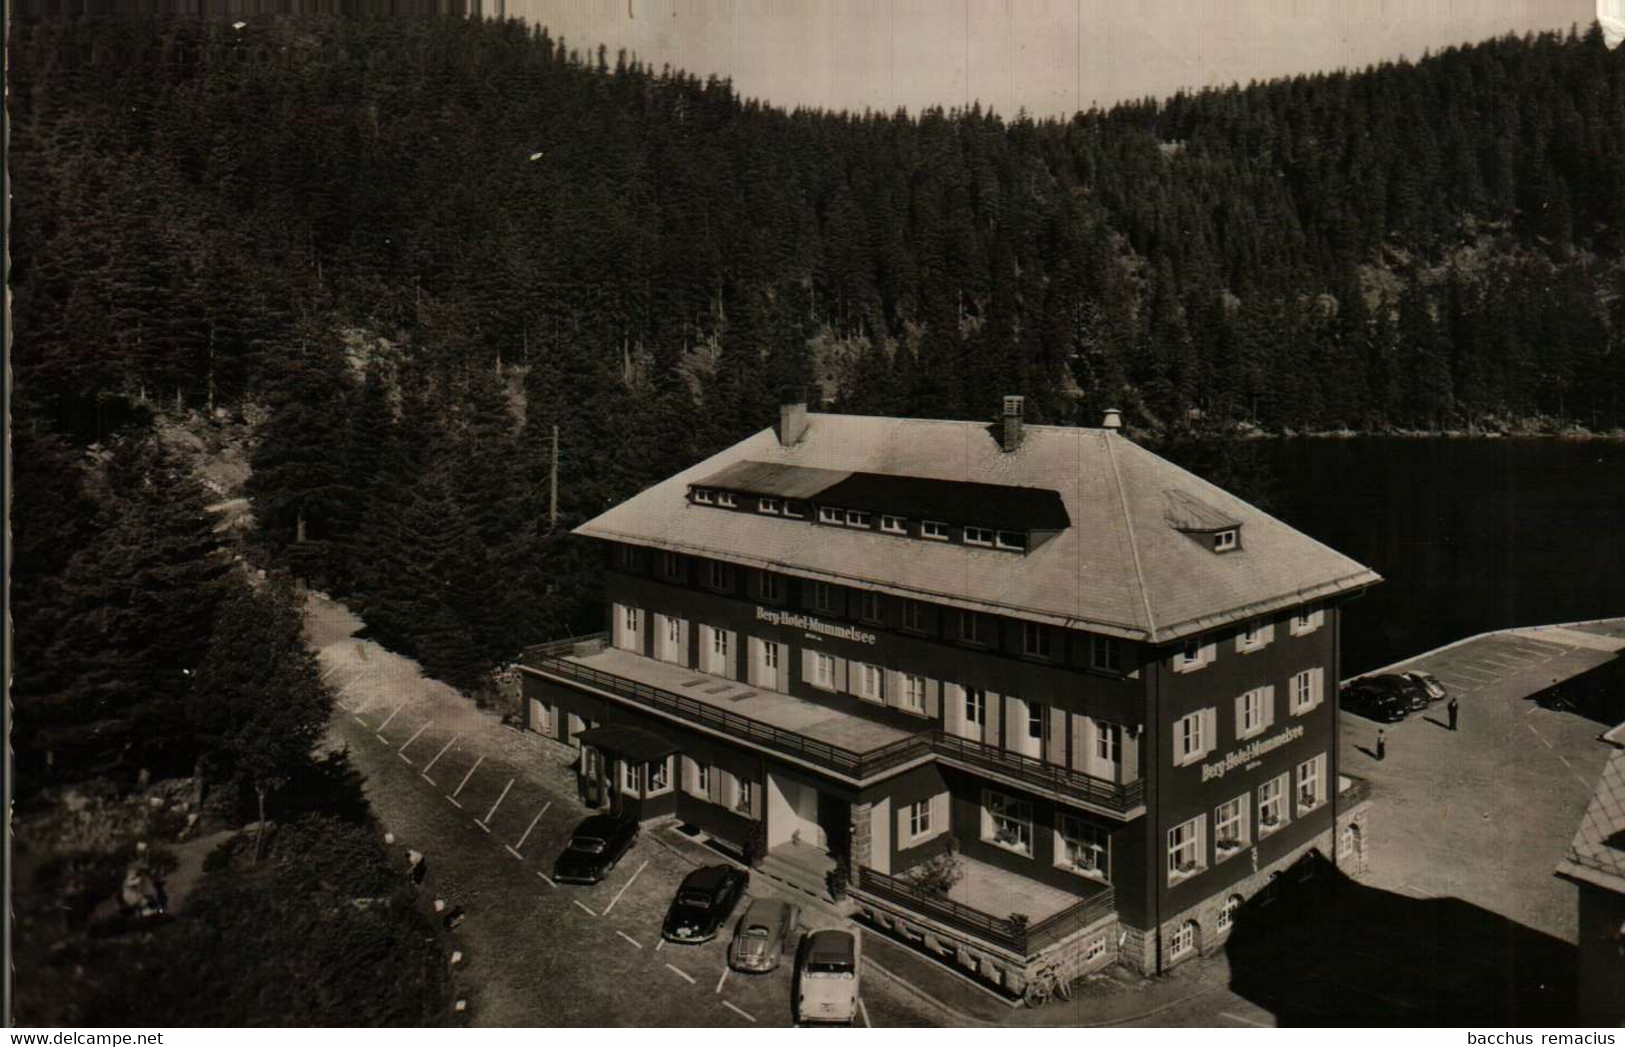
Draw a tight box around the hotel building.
[518,398,1380,989]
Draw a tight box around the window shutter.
[749,781,762,818]
[1263,685,1277,729]
[885,670,905,710]
[984,693,1002,746]
[1172,720,1185,766]
[897,806,910,847]
[832,656,849,693]
[1004,697,1025,754]
[1202,708,1218,757]
[924,678,941,720]
[1201,642,1216,666]
[1311,667,1324,709]
[697,624,712,666]
[678,619,690,666]
[1234,693,1248,737]
[723,631,737,680]
[1262,622,1275,645]
[1046,706,1067,766]
[930,792,949,836]
[746,639,761,687]
[801,648,816,685]
[707,767,723,806]
[613,604,628,650]
[1121,727,1141,782]
[1071,715,1092,773]
[681,756,696,794]
[943,683,965,736]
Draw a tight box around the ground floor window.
[1170,919,1199,959]
[731,773,754,816]
[1339,822,1361,859]
[622,761,644,795]
[1055,813,1109,881]
[646,758,670,795]
[1167,815,1207,883]
[981,789,1033,857]
[1217,894,1243,933]
[1085,935,1107,961]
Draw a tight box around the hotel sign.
[1200,724,1306,782]
[755,606,878,645]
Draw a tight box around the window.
[661,550,684,580]
[784,501,806,519]
[1339,823,1360,860]
[811,652,836,690]
[657,614,685,664]
[902,601,928,633]
[982,790,1033,856]
[1167,816,1206,882]
[1217,895,1243,933]
[1096,723,1121,766]
[1258,774,1289,834]
[1174,709,1214,766]
[964,526,994,546]
[622,762,644,794]
[1056,814,1109,880]
[880,515,906,534]
[1086,936,1107,961]
[1236,618,1273,653]
[902,674,927,713]
[616,604,644,652]
[813,582,836,613]
[819,506,842,524]
[1291,605,1323,636]
[624,605,641,635]
[995,531,1027,551]
[859,592,883,623]
[845,509,870,528]
[1026,701,1046,744]
[1215,795,1250,858]
[921,520,949,541]
[689,761,710,798]
[1236,686,1273,741]
[763,642,780,672]
[854,663,884,704]
[646,759,670,794]
[759,571,781,601]
[1170,920,1199,959]
[1291,668,1324,714]
[964,688,986,729]
[1214,528,1238,552]
[717,492,738,508]
[708,627,729,673]
[708,561,731,590]
[1296,754,1326,814]
[1091,635,1123,672]
[693,488,715,505]
[615,545,644,572]
[758,497,781,515]
[959,612,990,645]
[906,799,932,839]
[1022,622,1051,659]
[1174,638,1214,673]
[733,776,753,816]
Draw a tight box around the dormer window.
[1214,528,1239,552]
[818,506,842,524]
[922,521,949,541]
[964,526,995,547]
[717,491,738,508]
[758,497,781,515]
[693,488,715,505]
[880,515,906,534]
[784,502,806,519]
[845,509,871,528]
[995,531,1027,551]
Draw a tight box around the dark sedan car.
[662,864,748,944]
[552,813,639,885]
[1340,677,1410,722]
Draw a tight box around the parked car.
[1403,670,1448,703]
[1339,677,1409,722]
[552,813,639,885]
[729,898,801,972]
[1382,672,1432,711]
[796,929,861,1025]
[662,864,749,944]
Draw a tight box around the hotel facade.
[519,399,1380,989]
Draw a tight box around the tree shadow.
[1224,854,1576,1025]
[272,746,373,825]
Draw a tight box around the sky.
[491,0,1594,118]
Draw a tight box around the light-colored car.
[730,898,801,973]
[796,929,861,1025]
[1403,670,1448,702]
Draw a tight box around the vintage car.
[796,929,861,1025]
[729,898,801,972]
[661,864,749,944]
[552,813,639,885]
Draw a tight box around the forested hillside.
[11,14,1625,722]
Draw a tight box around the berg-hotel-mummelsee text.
[517,395,1381,989]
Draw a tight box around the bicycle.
[1023,960,1073,1007]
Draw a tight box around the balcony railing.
[856,867,1115,957]
[1337,773,1372,807]
[522,637,934,780]
[930,733,1144,814]
[522,637,1142,810]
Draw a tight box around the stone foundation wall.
[849,802,872,871]
[1117,797,1373,975]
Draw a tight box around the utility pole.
[549,424,559,530]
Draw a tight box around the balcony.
[855,861,1115,957]
[520,635,1143,814]
[520,634,933,783]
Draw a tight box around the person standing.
[1376,728,1387,761]
[1447,696,1460,732]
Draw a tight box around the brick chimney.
[778,393,809,447]
[1001,395,1025,452]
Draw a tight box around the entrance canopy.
[576,725,679,764]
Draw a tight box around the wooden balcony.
[930,733,1145,818]
[855,865,1115,958]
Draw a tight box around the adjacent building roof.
[574,724,680,763]
[575,413,1383,644]
[1557,749,1625,892]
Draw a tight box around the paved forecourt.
[307,593,940,1029]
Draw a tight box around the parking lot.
[306,594,943,1028]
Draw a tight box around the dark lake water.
[1259,438,1625,677]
